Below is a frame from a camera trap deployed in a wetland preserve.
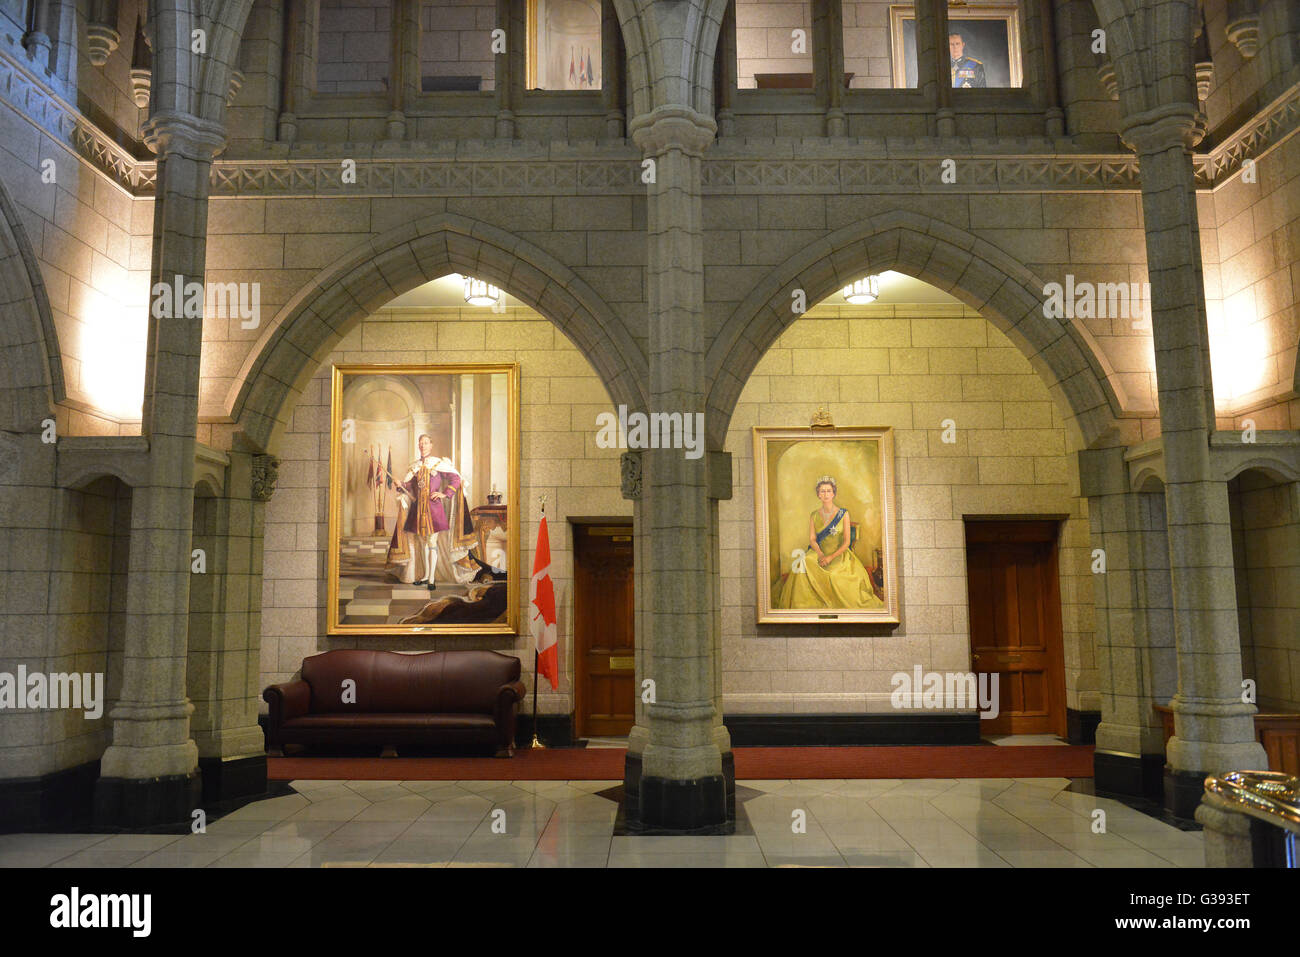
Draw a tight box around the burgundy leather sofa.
[263,649,526,757]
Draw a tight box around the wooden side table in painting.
[471,505,508,567]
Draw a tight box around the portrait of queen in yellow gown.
[773,475,885,610]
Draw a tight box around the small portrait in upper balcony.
[890,4,1022,90]
[949,31,986,88]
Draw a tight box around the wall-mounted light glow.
[463,276,501,307]
[1210,290,1272,405]
[842,275,880,304]
[80,301,147,421]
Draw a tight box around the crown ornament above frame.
[811,406,834,429]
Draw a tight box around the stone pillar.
[600,0,624,138]
[387,0,419,140]
[277,0,315,143]
[93,112,225,827]
[1123,109,1267,817]
[1053,0,1115,141]
[496,0,525,137]
[188,450,270,805]
[623,107,732,831]
[915,0,950,134]
[1034,0,1064,136]
[714,0,737,137]
[1080,447,1176,801]
[22,0,53,69]
[229,0,284,147]
[813,0,844,135]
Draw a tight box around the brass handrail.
[1203,770,1300,834]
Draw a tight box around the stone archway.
[229,211,648,453]
[703,209,1124,452]
[0,174,61,434]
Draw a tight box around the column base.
[1065,708,1101,745]
[1094,749,1165,801]
[94,771,201,828]
[198,755,267,805]
[622,751,736,834]
[1164,766,1208,820]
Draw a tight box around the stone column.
[600,0,624,138]
[624,107,732,831]
[812,0,844,135]
[914,0,950,134]
[93,112,225,827]
[188,451,271,805]
[1052,0,1115,141]
[387,0,419,140]
[277,0,315,143]
[1034,0,1065,136]
[714,0,737,136]
[496,0,525,137]
[1080,446,1177,801]
[1123,109,1267,817]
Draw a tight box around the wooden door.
[573,522,635,737]
[964,520,1067,736]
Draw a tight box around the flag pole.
[531,494,547,750]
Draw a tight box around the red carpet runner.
[267,745,1094,782]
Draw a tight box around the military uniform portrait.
[891,5,1022,90]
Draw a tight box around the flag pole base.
[529,733,546,750]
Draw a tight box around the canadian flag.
[529,513,559,690]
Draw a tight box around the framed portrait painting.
[753,426,899,625]
[527,0,602,90]
[327,363,520,635]
[890,5,1023,89]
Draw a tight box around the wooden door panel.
[965,521,1066,737]
[574,523,635,738]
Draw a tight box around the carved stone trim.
[620,451,642,501]
[251,454,279,501]
[0,47,1296,199]
[0,48,154,194]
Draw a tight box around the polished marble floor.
[0,777,1204,868]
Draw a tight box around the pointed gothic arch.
[229,211,648,453]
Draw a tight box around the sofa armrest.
[263,679,311,737]
[494,681,527,748]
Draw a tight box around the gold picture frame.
[890,4,1023,89]
[753,426,899,625]
[327,363,520,635]
[526,0,602,91]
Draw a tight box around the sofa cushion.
[299,649,521,715]
[283,713,497,731]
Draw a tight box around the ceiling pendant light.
[842,275,880,304]
[463,275,501,307]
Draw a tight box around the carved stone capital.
[142,111,227,160]
[1120,105,1206,155]
[1225,0,1260,59]
[85,24,121,67]
[629,106,716,157]
[620,450,642,500]
[251,454,279,501]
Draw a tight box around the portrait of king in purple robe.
[330,367,515,632]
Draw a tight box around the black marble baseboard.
[514,714,576,748]
[723,712,981,746]
[1094,749,1165,802]
[1066,708,1101,746]
[0,760,100,833]
[1164,766,1208,821]
[198,754,268,806]
[93,771,201,829]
